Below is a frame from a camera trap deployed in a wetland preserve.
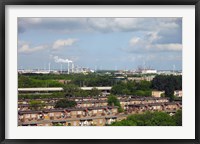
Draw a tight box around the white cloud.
[146,32,162,42]
[18,42,48,54]
[129,32,161,46]
[154,43,182,51]
[25,18,42,24]
[18,17,181,34]
[160,22,179,29]
[52,39,77,49]
[18,38,78,54]
[129,37,141,46]
[128,32,182,53]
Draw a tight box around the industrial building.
[18,87,111,95]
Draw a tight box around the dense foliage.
[18,73,116,87]
[64,84,101,98]
[90,88,101,97]
[151,75,182,100]
[19,85,102,99]
[107,95,123,112]
[111,81,152,96]
[63,84,80,97]
[20,73,71,80]
[54,99,77,108]
[18,74,182,100]
[71,74,115,87]
[173,110,182,126]
[53,123,64,126]
[110,110,182,126]
[18,75,64,88]
[29,100,45,110]
[18,92,65,99]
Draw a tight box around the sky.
[18,17,182,71]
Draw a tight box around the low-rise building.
[174,90,182,97]
[127,76,155,82]
[125,102,182,114]
[18,106,119,124]
[152,90,165,97]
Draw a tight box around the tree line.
[111,75,182,99]
[18,92,65,99]
[110,110,182,126]
[19,74,182,100]
[111,81,152,96]
[151,75,182,100]
[18,73,116,87]
[18,75,64,88]
[28,94,123,112]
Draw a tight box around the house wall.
[152,91,164,97]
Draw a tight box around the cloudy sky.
[18,17,182,70]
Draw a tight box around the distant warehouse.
[81,87,112,95]
[18,87,64,94]
[18,87,112,95]
[80,87,112,91]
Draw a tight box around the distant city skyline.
[18,17,182,70]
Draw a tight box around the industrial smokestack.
[53,56,73,74]
[72,62,74,73]
[48,63,51,72]
[53,56,72,64]
[68,61,70,74]
[60,64,62,74]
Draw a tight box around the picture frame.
[0,0,199,143]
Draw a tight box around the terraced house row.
[18,96,171,111]
[18,106,120,126]
[18,102,181,126]
[18,97,182,126]
[125,102,182,114]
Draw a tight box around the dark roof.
[18,98,64,102]
[65,108,86,111]
[105,116,117,119]
[119,99,130,102]
[18,104,29,107]
[80,118,93,121]
[18,110,42,115]
[174,99,182,102]
[87,106,118,110]
[127,104,146,107]
[156,97,170,100]
[148,103,164,106]
[76,100,107,104]
[18,103,55,107]
[128,102,181,107]
[64,106,118,111]
[164,102,180,105]
[43,109,65,113]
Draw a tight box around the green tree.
[173,110,182,126]
[29,100,45,110]
[165,85,175,101]
[74,89,88,97]
[111,81,152,96]
[55,99,77,108]
[18,75,32,88]
[110,111,177,126]
[152,75,182,100]
[63,84,80,97]
[122,88,130,95]
[53,123,64,126]
[90,87,101,97]
[19,92,65,100]
[107,95,123,112]
[136,80,151,90]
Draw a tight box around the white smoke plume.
[53,56,72,63]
